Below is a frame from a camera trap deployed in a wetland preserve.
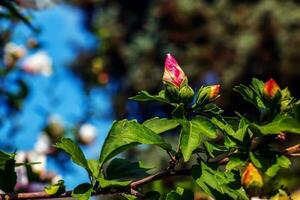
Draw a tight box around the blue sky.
[6,4,114,188]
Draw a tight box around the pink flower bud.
[263,79,280,99]
[162,53,186,88]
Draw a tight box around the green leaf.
[98,178,131,189]
[105,158,150,180]
[236,121,249,142]
[192,162,248,200]
[99,119,171,166]
[87,159,100,179]
[226,155,246,172]
[54,138,90,174]
[249,152,262,168]
[143,117,179,134]
[175,187,194,200]
[211,118,243,141]
[0,157,16,193]
[179,116,217,162]
[72,183,93,200]
[234,83,267,112]
[44,180,66,195]
[191,116,218,139]
[172,103,185,118]
[249,151,291,177]
[255,113,300,135]
[129,90,170,104]
[204,142,228,158]
[165,191,182,200]
[250,78,264,96]
[0,150,14,170]
[265,155,291,177]
[179,120,202,162]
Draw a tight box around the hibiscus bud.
[263,79,280,99]
[162,53,187,88]
[209,85,221,100]
[241,163,263,189]
[179,85,195,104]
[196,84,221,105]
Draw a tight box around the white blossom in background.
[27,151,47,174]
[34,133,51,154]
[16,0,60,10]
[15,151,29,185]
[78,123,97,145]
[4,42,27,66]
[22,51,52,76]
[51,175,63,184]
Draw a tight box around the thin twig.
[0,169,191,200]
[282,143,300,155]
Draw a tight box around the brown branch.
[0,191,73,200]
[0,169,191,200]
[212,143,300,166]
[282,143,300,156]
[130,169,190,189]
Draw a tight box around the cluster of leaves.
[42,73,300,199]
[1,55,300,199]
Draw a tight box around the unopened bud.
[241,163,263,188]
[162,53,187,89]
[263,79,280,99]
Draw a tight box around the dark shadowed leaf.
[105,158,151,180]
[72,183,93,200]
[165,191,182,200]
[0,157,16,193]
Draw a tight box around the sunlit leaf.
[44,180,65,195]
[99,119,171,166]
[54,138,90,174]
[143,117,179,134]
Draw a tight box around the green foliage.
[0,155,16,193]
[50,76,300,199]
[249,151,291,177]
[54,138,91,175]
[97,178,131,189]
[129,90,171,105]
[99,119,172,166]
[254,113,300,135]
[105,158,150,180]
[44,180,66,195]
[72,183,93,200]
[2,53,300,200]
[192,162,248,200]
[179,116,217,162]
[142,118,179,134]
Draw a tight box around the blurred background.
[1,0,300,199]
